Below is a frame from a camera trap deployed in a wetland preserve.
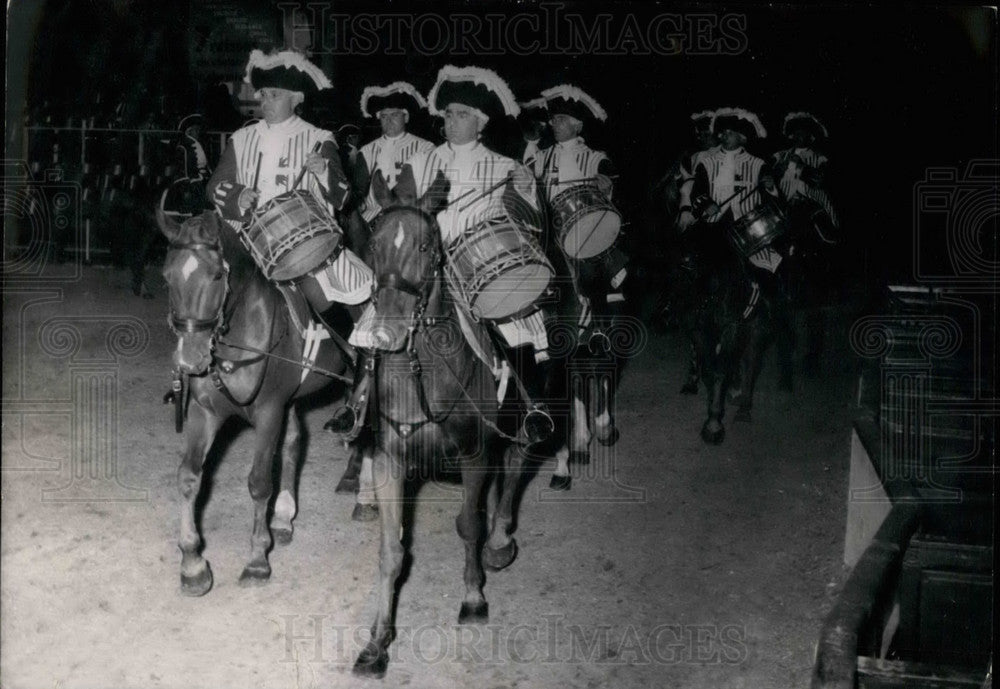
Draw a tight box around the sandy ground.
[2,264,855,688]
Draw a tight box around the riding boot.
[508,346,554,444]
[324,349,374,439]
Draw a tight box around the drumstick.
[247,152,263,212]
[456,171,515,213]
[551,175,619,185]
[292,141,324,191]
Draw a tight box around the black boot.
[324,351,374,439]
[511,349,554,444]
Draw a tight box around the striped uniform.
[533,136,612,202]
[208,116,373,304]
[357,132,434,222]
[372,141,549,358]
[694,146,782,271]
[772,147,839,228]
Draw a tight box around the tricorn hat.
[177,113,203,132]
[782,112,829,141]
[518,96,549,122]
[541,84,608,124]
[712,107,767,141]
[243,49,332,96]
[426,65,520,122]
[360,82,427,118]
[690,109,716,131]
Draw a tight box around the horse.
[351,173,529,678]
[669,219,778,444]
[157,208,356,595]
[544,248,625,490]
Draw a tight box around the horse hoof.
[568,449,590,465]
[734,407,751,423]
[549,474,572,491]
[353,644,390,679]
[335,475,359,495]
[458,601,489,624]
[680,380,699,395]
[180,563,213,597]
[483,539,518,572]
[272,526,293,545]
[238,563,271,586]
[597,427,620,447]
[352,503,379,522]
[700,423,726,445]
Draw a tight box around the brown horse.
[352,173,528,678]
[157,209,354,595]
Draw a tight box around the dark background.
[6,0,998,287]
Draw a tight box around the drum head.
[268,234,340,282]
[470,262,553,320]
[561,210,622,259]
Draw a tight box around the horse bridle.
[369,206,443,351]
[166,240,230,340]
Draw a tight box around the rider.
[676,109,721,233]
[533,84,628,330]
[354,81,436,225]
[207,49,373,307]
[771,111,839,233]
[326,64,554,443]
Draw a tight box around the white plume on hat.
[712,106,767,138]
[360,82,428,118]
[243,49,332,91]
[541,84,608,122]
[426,65,520,118]
[518,97,549,111]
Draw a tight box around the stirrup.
[523,404,554,445]
[324,404,364,440]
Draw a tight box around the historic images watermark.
[847,159,998,502]
[2,159,149,502]
[277,2,749,57]
[276,613,748,667]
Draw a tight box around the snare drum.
[727,199,788,258]
[240,190,343,282]
[445,216,553,320]
[550,185,622,259]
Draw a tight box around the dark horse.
[670,220,778,444]
[352,174,528,678]
[157,209,353,595]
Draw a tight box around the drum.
[549,185,622,259]
[445,216,553,320]
[240,190,343,282]
[727,198,788,258]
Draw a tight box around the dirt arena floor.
[2,262,858,688]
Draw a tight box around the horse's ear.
[371,170,394,209]
[155,205,182,242]
[419,169,451,217]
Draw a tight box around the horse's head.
[158,209,228,374]
[365,170,450,350]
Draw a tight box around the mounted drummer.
[771,111,839,235]
[690,106,781,268]
[533,84,628,312]
[354,81,436,225]
[326,64,555,444]
[207,49,373,307]
[676,109,721,233]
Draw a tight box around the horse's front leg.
[271,405,300,545]
[593,372,620,447]
[484,443,525,572]
[734,319,769,423]
[352,445,379,522]
[457,445,490,623]
[353,447,405,679]
[700,330,727,445]
[239,404,283,585]
[178,403,223,596]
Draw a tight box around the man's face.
[790,129,815,148]
[258,88,298,125]
[549,113,582,143]
[720,128,746,151]
[443,104,483,145]
[378,109,408,137]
